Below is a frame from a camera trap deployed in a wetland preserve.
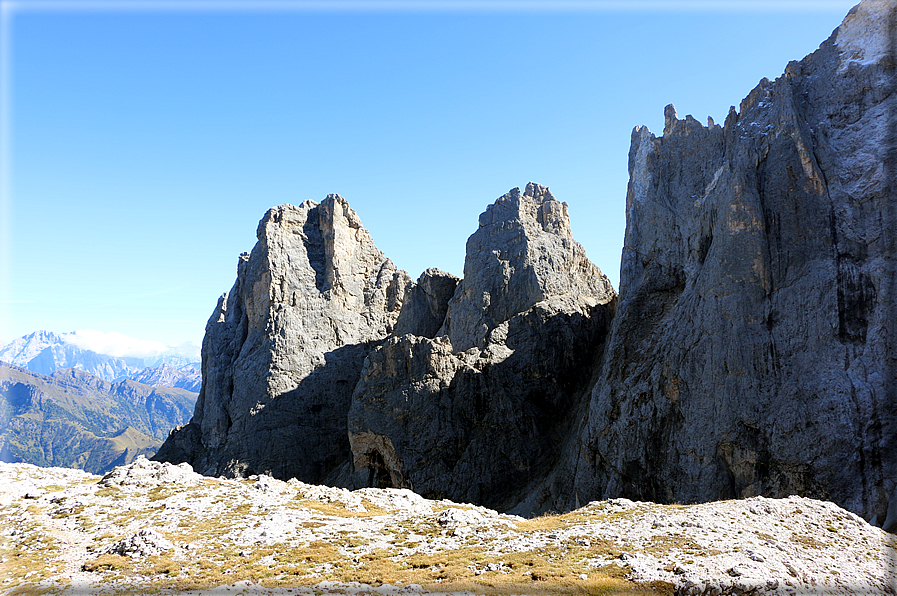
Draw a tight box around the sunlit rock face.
[159,0,896,526]
[538,0,897,526]
[155,196,412,484]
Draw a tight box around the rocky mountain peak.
[157,195,412,483]
[158,183,616,511]
[242,199,409,350]
[128,362,202,393]
[155,0,895,526]
[440,182,615,353]
[476,182,567,238]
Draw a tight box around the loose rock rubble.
[1,458,894,595]
[99,454,202,488]
[103,529,175,558]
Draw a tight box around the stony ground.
[1,458,894,595]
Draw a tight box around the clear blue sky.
[1,0,859,349]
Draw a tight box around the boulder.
[103,529,175,558]
[100,455,200,488]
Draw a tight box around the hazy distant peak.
[0,330,201,385]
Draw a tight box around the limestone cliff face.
[438,183,614,352]
[155,197,411,483]
[347,183,616,511]
[538,0,896,526]
[157,0,895,526]
[156,184,616,512]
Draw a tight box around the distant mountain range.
[0,362,197,474]
[0,330,201,391]
[0,331,201,473]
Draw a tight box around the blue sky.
[1,0,858,350]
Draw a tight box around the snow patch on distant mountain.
[0,330,69,365]
[0,330,201,386]
[128,363,202,393]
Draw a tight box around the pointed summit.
[439,182,615,352]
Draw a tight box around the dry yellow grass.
[0,468,686,596]
[81,554,131,573]
[289,497,391,518]
[66,531,675,596]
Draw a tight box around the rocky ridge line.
[2,459,894,595]
[157,183,616,512]
[0,361,196,474]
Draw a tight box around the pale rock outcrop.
[537,0,897,525]
[354,487,435,515]
[99,455,200,488]
[103,529,175,558]
[347,184,616,510]
[155,196,412,484]
[436,507,486,530]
